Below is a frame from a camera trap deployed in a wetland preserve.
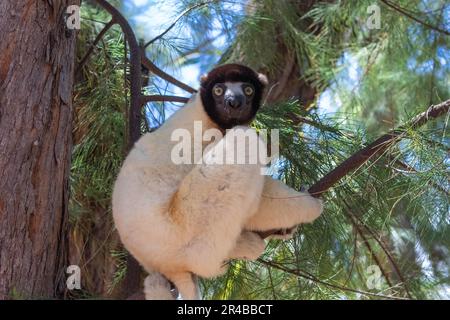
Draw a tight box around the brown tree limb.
[268,52,296,102]
[93,0,142,147]
[94,0,143,298]
[141,95,190,105]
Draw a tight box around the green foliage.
[69,4,129,296]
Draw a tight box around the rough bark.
[0,0,79,299]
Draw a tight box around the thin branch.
[76,18,116,76]
[141,95,190,104]
[171,34,223,66]
[390,158,449,196]
[258,259,408,300]
[141,54,197,93]
[380,0,450,36]
[80,16,110,25]
[123,34,129,156]
[143,1,216,49]
[343,209,396,291]
[290,113,343,135]
[344,227,358,286]
[347,208,412,299]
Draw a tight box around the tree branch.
[143,1,216,49]
[76,18,116,76]
[141,95,190,104]
[307,99,450,196]
[258,259,408,300]
[342,201,412,299]
[257,99,450,239]
[93,0,143,147]
[390,158,449,196]
[380,0,450,36]
[172,34,222,65]
[141,54,197,93]
[343,209,395,290]
[93,0,143,298]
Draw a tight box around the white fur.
[258,73,268,86]
[112,93,323,300]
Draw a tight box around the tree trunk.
[0,0,79,299]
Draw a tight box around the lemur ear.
[258,73,268,86]
[200,73,208,84]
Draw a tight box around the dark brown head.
[200,64,268,129]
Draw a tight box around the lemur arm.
[244,177,323,233]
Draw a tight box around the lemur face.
[200,64,268,129]
[210,81,255,126]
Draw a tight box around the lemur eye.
[213,85,224,96]
[244,85,254,96]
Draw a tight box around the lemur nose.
[226,96,243,109]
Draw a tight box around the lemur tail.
[144,271,201,300]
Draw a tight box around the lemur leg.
[244,177,323,237]
[227,231,266,261]
[166,272,200,300]
[144,272,175,300]
[169,126,265,278]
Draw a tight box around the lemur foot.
[144,273,176,300]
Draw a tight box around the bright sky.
[126,0,202,88]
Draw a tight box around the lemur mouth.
[223,103,250,120]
